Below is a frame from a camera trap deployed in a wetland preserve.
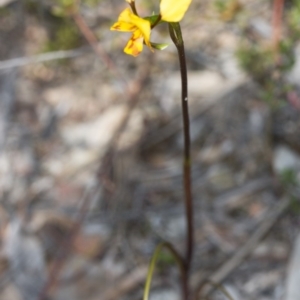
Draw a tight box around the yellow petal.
[117,7,135,23]
[110,21,136,32]
[124,30,144,57]
[118,8,151,47]
[160,0,192,22]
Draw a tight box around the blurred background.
[0,0,300,299]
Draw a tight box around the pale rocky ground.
[0,1,300,300]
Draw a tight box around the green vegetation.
[279,169,300,214]
[44,20,81,52]
[288,0,300,39]
[280,169,298,188]
[235,2,300,107]
[25,0,101,52]
[156,249,177,267]
[214,0,242,21]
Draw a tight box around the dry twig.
[99,266,148,300]
[0,48,89,71]
[71,6,128,90]
[192,198,289,299]
[37,185,102,300]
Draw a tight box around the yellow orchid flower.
[160,0,192,22]
[111,7,152,57]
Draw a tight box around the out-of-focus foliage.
[51,0,99,16]
[236,2,300,107]
[236,41,294,81]
[156,249,177,270]
[236,42,294,108]
[281,169,298,188]
[25,0,101,52]
[45,21,80,51]
[288,0,300,38]
[281,169,300,214]
[214,0,242,21]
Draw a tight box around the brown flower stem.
[169,22,194,277]
[128,0,139,16]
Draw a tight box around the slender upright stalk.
[169,23,194,274]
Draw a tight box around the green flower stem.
[143,242,187,300]
[168,22,194,272]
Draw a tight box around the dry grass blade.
[0,48,89,71]
[37,186,101,300]
[192,197,289,298]
[71,9,128,90]
[98,266,148,300]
